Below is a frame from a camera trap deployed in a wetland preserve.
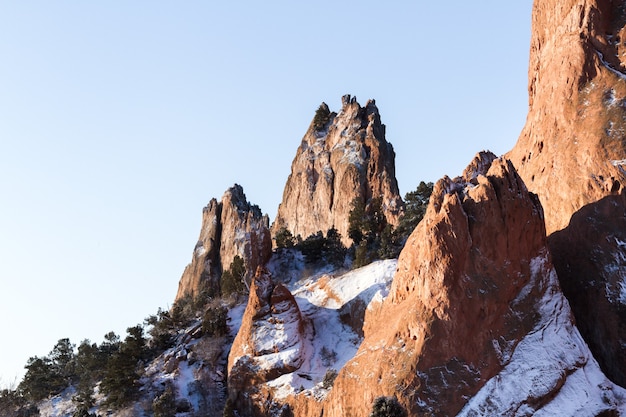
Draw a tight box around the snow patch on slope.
[265,259,397,399]
[250,289,305,373]
[459,254,626,416]
[37,388,76,417]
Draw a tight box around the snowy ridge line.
[595,49,626,81]
[458,254,626,416]
[611,159,626,166]
[260,259,397,400]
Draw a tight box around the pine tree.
[221,255,246,296]
[274,227,296,249]
[202,304,229,337]
[348,197,366,244]
[100,326,147,408]
[298,231,326,263]
[19,357,58,402]
[396,181,433,240]
[369,396,407,417]
[312,104,331,131]
[324,227,347,267]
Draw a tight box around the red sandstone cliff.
[507,0,626,386]
[507,0,626,234]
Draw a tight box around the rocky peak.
[507,0,626,386]
[175,184,272,302]
[278,153,624,416]
[272,95,403,246]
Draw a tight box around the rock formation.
[264,153,625,416]
[175,184,272,302]
[548,193,626,385]
[506,0,626,386]
[507,0,626,234]
[227,267,306,416]
[271,95,403,246]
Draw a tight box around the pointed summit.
[271,95,403,245]
[175,184,272,302]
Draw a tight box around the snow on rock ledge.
[227,267,306,415]
[459,253,626,416]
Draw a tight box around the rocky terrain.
[507,0,626,388]
[7,0,626,416]
[175,184,272,302]
[271,94,404,246]
[226,152,625,416]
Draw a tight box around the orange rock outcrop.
[271,95,403,246]
[507,0,626,385]
[260,153,557,416]
[227,267,306,416]
[175,184,272,302]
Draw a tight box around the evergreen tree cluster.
[272,181,432,271]
[348,182,433,268]
[2,308,181,414]
[348,197,394,267]
[4,328,149,416]
[369,396,407,417]
[395,181,433,239]
[2,275,237,415]
[274,226,347,267]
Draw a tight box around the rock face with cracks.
[175,184,272,302]
[507,0,626,234]
[227,267,306,416]
[506,0,626,386]
[261,153,626,417]
[316,153,548,416]
[271,94,403,246]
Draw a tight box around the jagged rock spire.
[175,184,272,302]
[271,95,403,246]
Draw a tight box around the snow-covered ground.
[264,259,398,399]
[458,254,626,416]
[34,254,626,416]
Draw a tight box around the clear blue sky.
[0,1,532,385]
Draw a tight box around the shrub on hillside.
[202,303,229,337]
[221,255,247,296]
[369,396,407,417]
[297,228,346,266]
[312,104,331,131]
[322,368,338,389]
[274,227,296,249]
[152,384,177,417]
[0,387,38,417]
